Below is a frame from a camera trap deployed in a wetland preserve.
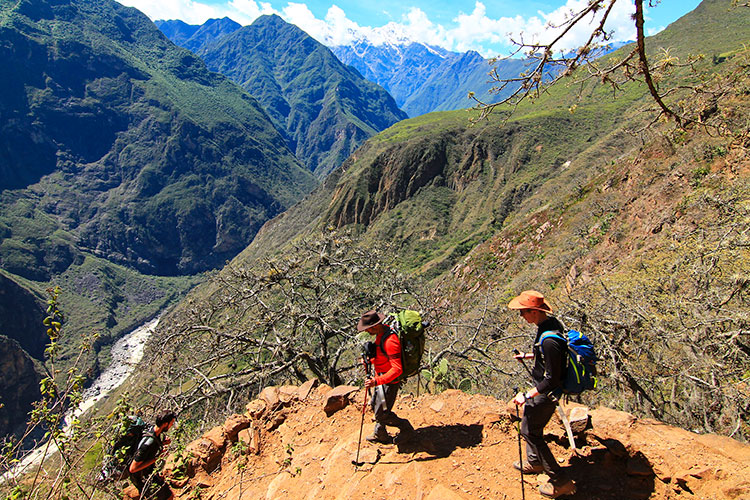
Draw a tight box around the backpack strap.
[378,328,395,357]
[537,331,565,346]
[378,315,400,356]
[536,330,570,372]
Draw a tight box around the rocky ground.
[130,383,750,500]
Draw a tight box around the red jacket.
[371,325,403,385]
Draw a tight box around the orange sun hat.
[507,290,553,313]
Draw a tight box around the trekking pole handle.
[512,348,534,378]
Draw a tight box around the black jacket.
[531,317,567,396]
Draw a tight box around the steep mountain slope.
[331,42,528,117]
[147,385,750,500]
[198,15,408,178]
[155,17,240,53]
[242,0,750,277]
[0,0,316,278]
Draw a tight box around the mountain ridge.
[159,14,408,178]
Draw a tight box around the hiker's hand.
[514,392,527,406]
[364,378,377,389]
[514,352,533,360]
[162,437,171,446]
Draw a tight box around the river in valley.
[1,316,160,483]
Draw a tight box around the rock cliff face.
[0,336,43,438]
[0,273,46,360]
[151,385,750,500]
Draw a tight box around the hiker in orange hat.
[508,290,577,499]
[358,309,414,445]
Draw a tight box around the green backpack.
[380,310,426,381]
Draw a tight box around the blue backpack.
[539,330,598,395]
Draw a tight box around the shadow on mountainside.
[393,423,484,460]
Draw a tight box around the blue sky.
[117,0,703,56]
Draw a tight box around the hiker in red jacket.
[358,309,414,445]
[509,290,577,499]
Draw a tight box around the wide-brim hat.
[508,290,553,313]
[357,310,385,331]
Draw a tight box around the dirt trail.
[155,385,750,500]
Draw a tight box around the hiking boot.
[365,431,392,444]
[512,460,544,474]
[539,480,576,498]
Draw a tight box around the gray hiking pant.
[521,394,569,485]
[370,382,410,435]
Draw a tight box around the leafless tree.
[473,0,749,130]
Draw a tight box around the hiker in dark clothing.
[129,411,176,500]
[358,310,415,445]
[509,290,577,499]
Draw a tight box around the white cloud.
[118,0,219,23]
[117,0,277,25]
[117,0,638,56]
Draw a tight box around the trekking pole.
[513,386,526,500]
[352,353,371,468]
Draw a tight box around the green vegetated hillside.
[0,0,317,279]
[198,14,408,178]
[0,0,318,437]
[142,0,748,439]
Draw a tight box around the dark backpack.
[380,310,426,382]
[97,416,149,483]
[539,330,598,395]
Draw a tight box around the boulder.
[323,385,360,416]
[183,427,226,473]
[569,406,590,433]
[204,426,227,448]
[266,410,287,431]
[237,424,262,454]
[259,386,281,411]
[278,385,300,404]
[223,413,252,441]
[246,399,267,419]
[297,378,318,401]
